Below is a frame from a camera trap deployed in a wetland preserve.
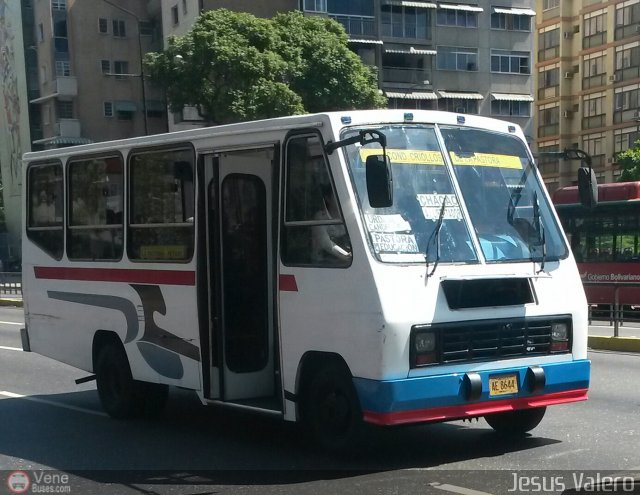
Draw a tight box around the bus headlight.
[415,332,436,353]
[412,330,438,366]
[550,322,570,352]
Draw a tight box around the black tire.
[302,362,363,452]
[95,344,138,419]
[484,407,546,436]
[95,344,169,419]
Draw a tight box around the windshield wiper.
[425,197,447,278]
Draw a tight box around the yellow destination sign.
[359,148,445,165]
[448,152,522,169]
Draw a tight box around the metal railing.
[584,282,640,337]
[0,272,22,296]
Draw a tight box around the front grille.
[411,316,571,367]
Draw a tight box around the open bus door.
[202,147,279,409]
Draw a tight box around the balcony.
[582,32,607,49]
[53,36,68,54]
[591,154,606,169]
[382,67,431,84]
[55,119,81,138]
[54,76,77,97]
[614,66,640,83]
[538,85,559,100]
[582,74,606,90]
[538,123,559,138]
[329,14,376,37]
[381,23,430,40]
[538,46,559,62]
[615,24,640,41]
[582,114,606,130]
[614,108,640,124]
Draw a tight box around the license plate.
[489,374,519,396]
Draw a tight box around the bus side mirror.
[578,166,597,209]
[366,154,393,208]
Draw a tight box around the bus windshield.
[343,124,568,264]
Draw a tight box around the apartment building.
[161,0,535,135]
[29,0,166,149]
[535,0,640,192]
[318,0,536,139]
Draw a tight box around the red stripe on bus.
[362,388,588,426]
[34,266,196,286]
[279,274,298,292]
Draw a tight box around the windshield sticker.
[365,214,411,233]
[370,232,419,254]
[448,152,522,169]
[416,194,463,220]
[359,148,445,165]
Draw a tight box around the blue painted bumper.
[353,359,590,425]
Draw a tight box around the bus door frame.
[199,145,282,408]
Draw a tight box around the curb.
[588,335,640,353]
[0,299,23,308]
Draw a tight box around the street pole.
[102,0,148,135]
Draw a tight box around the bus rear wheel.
[303,362,363,452]
[484,407,546,436]
[95,343,168,419]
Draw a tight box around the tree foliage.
[144,9,386,125]
[616,140,640,182]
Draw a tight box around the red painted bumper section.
[363,388,588,426]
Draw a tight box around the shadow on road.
[0,387,561,486]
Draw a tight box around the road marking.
[430,482,495,495]
[0,390,108,417]
[544,448,588,459]
[0,321,23,326]
[0,345,22,352]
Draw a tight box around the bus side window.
[67,155,124,261]
[281,134,351,267]
[128,147,195,262]
[27,162,64,260]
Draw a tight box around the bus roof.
[553,181,640,205]
[22,109,525,162]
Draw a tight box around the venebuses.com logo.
[5,470,71,494]
[6,471,30,494]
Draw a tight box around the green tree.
[616,140,640,182]
[144,9,385,125]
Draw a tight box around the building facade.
[535,0,640,192]
[29,0,167,149]
[161,0,536,135]
[318,0,536,140]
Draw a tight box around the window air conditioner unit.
[564,72,573,79]
[563,31,573,39]
[609,74,619,82]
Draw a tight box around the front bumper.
[353,359,590,426]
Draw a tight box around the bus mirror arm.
[536,148,597,209]
[324,130,388,155]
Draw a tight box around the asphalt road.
[0,306,638,495]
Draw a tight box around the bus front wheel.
[303,362,363,451]
[484,407,546,436]
[95,343,168,419]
